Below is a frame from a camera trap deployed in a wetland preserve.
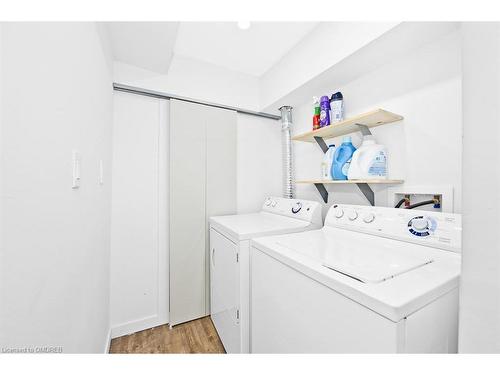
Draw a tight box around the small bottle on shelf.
[312,96,320,130]
[319,96,331,127]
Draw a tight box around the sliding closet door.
[205,106,237,310]
[110,92,169,337]
[170,100,236,326]
[170,100,207,325]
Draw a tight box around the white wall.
[110,92,169,338]
[236,114,282,213]
[260,22,399,110]
[0,23,113,353]
[459,22,500,353]
[95,22,114,77]
[114,55,261,111]
[291,28,462,216]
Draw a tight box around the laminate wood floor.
[109,316,226,354]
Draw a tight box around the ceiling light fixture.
[237,21,251,30]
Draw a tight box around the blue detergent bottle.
[331,136,357,180]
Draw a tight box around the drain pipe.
[279,106,295,199]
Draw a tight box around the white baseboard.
[110,315,168,339]
[104,327,112,354]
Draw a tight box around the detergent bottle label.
[368,151,387,176]
[341,159,352,176]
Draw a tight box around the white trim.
[110,315,168,339]
[158,99,170,325]
[103,328,112,353]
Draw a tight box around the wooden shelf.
[296,179,404,184]
[293,109,404,205]
[292,109,403,143]
[297,179,404,205]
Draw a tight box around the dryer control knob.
[347,210,358,221]
[291,202,302,214]
[363,213,375,223]
[334,207,344,218]
[271,200,277,207]
[264,198,272,206]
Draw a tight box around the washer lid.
[322,247,434,284]
[323,245,434,283]
[276,228,435,284]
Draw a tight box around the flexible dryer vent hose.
[279,106,295,199]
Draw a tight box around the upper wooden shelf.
[292,109,403,143]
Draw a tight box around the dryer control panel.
[262,197,322,226]
[325,204,462,253]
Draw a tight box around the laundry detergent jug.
[331,136,356,180]
[321,144,336,179]
[347,135,388,180]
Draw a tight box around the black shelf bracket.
[356,124,373,136]
[312,182,375,206]
[356,183,375,206]
[314,183,329,204]
[314,136,329,154]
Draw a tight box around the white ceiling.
[105,22,318,77]
[107,22,179,74]
[173,22,318,76]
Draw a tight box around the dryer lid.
[210,212,312,241]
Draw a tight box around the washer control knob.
[412,218,428,231]
[334,207,344,218]
[291,202,302,214]
[347,210,358,221]
[363,213,375,223]
[264,197,272,206]
[271,200,277,207]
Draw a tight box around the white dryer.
[209,197,322,353]
[250,204,462,353]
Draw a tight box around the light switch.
[72,150,81,189]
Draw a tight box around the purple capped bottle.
[319,95,331,127]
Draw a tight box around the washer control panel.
[325,204,462,252]
[262,197,323,226]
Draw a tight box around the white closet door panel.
[205,106,237,216]
[110,92,169,337]
[205,106,237,311]
[170,99,207,325]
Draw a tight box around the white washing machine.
[250,204,462,353]
[209,197,322,353]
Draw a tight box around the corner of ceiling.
[162,22,180,74]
